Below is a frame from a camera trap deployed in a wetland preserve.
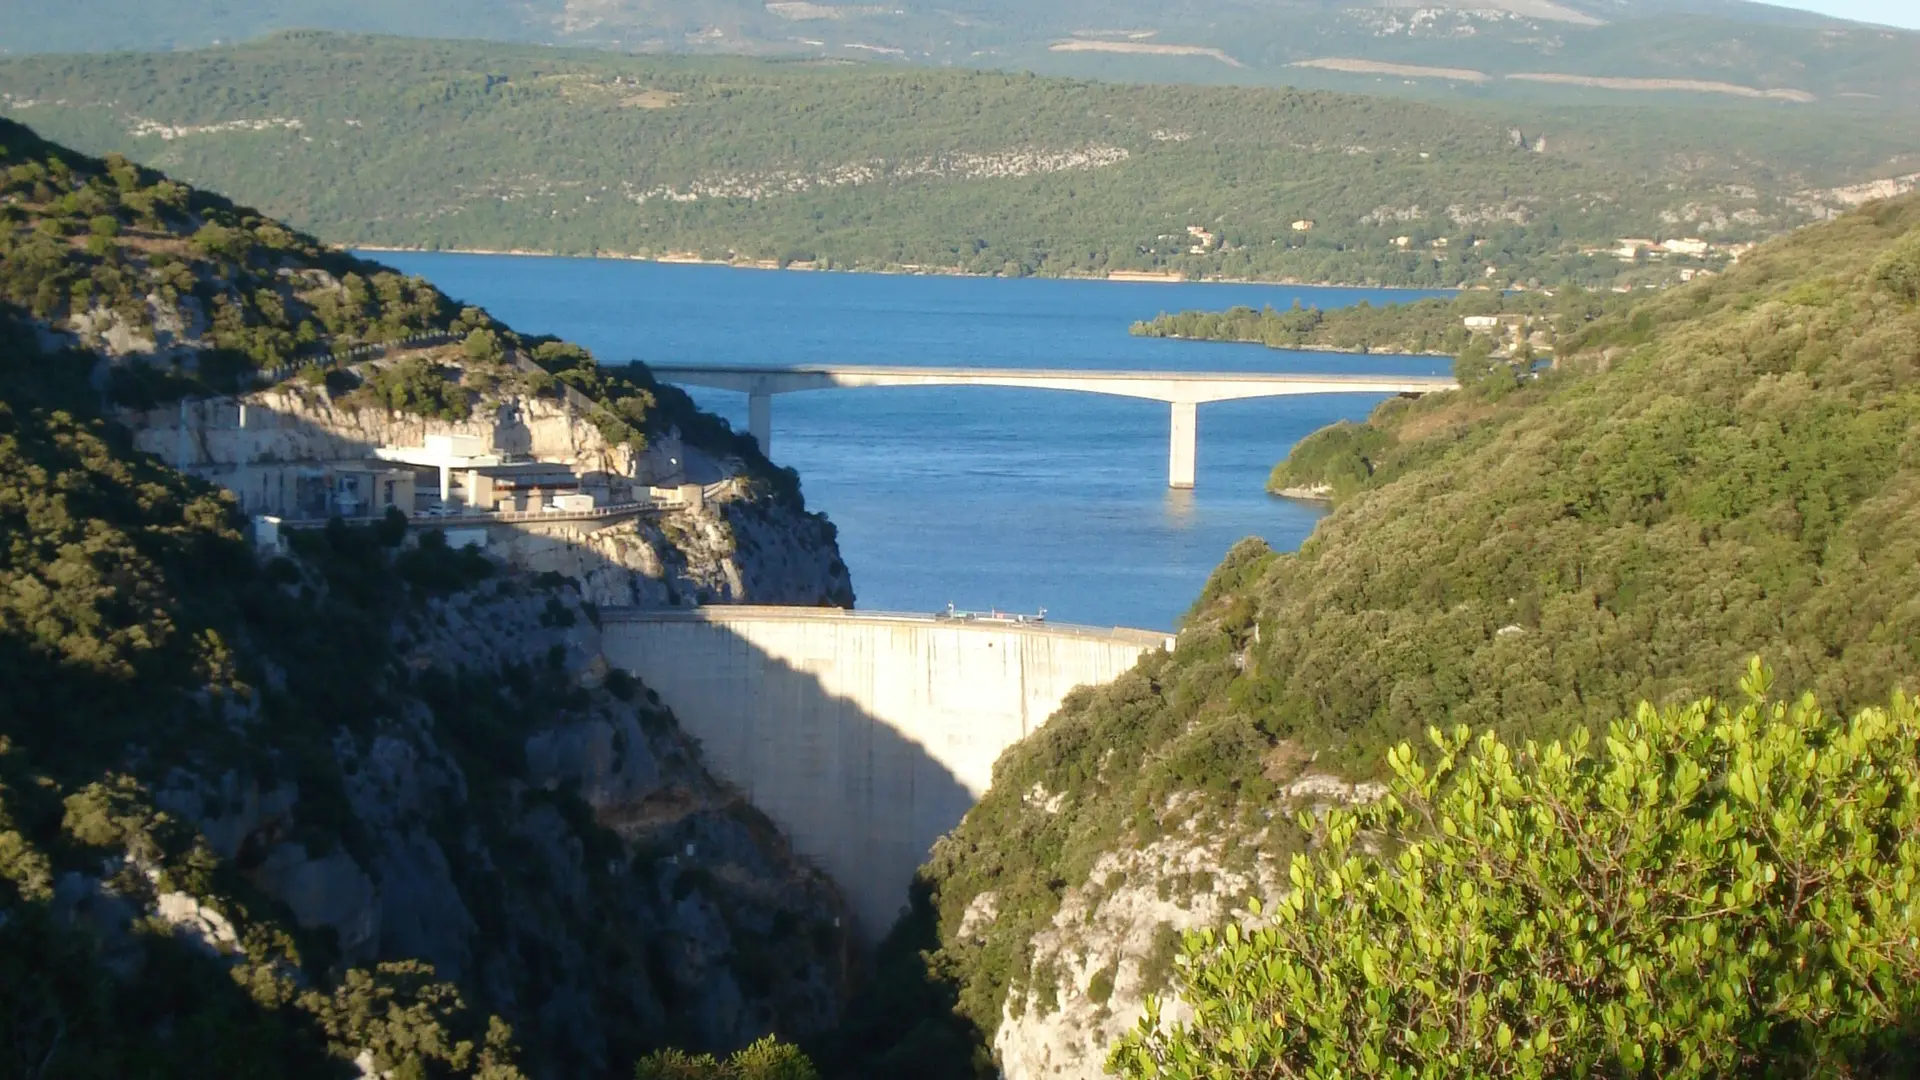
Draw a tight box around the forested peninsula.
[4,32,1920,290]
[1131,288,1631,357]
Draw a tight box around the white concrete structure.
[649,364,1456,489]
[601,606,1170,940]
[250,515,285,554]
[375,434,503,504]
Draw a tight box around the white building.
[375,434,503,505]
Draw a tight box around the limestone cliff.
[2,119,861,1079]
[491,477,853,609]
[129,384,646,480]
[127,380,856,610]
[105,385,855,1069]
[968,776,1383,1080]
[53,558,855,1078]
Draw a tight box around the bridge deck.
[645,362,1456,487]
[647,363,1454,404]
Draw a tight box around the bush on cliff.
[634,1037,818,1080]
[1265,420,1391,499]
[1111,663,1920,1080]
[365,356,472,421]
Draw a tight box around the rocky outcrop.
[979,823,1280,1080]
[141,576,853,1077]
[1270,482,1334,502]
[966,775,1389,1080]
[126,384,854,610]
[127,384,645,481]
[490,478,854,610]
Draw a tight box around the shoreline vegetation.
[1135,290,1640,501]
[349,244,1458,291]
[1133,287,1632,359]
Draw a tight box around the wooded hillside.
[0,119,846,1080]
[861,191,1920,1078]
[4,34,1917,288]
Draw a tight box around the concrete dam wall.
[601,607,1171,940]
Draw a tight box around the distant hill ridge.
[5,32,1920,290]
[5,0,1916,107]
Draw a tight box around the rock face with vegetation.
[485,478,854,610]
[845,194,1920,1080]
[0,121,855,1078]
[125,374,854,610]
[0,114,853,612]
[1113,665,1920,1080]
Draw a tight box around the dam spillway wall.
[600,607,1170,940]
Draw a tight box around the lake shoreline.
[1271,484,1336,503]
[1136,331,1455,358]
[350,244,1459,293]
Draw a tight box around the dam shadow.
[599,606,1161,954]
[603,612,1024,1079]
[600,612,981,946]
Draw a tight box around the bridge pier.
[748,392,772,454]
[1169,401,1197,489]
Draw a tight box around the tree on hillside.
[633,1037,818,1080]
[1111,662,1920,1080]
[365,357,471,421]
[464,327,504,364]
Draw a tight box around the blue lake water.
[368,253,1450,630]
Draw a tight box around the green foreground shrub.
[634,1036,818,1080]
[1112,662,1920,1080]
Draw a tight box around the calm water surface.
[370,254,1449,630]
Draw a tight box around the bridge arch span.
[601,606,1170,940]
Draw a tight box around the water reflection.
[1161,487,1197,528]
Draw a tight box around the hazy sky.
[1769,1,1920,29]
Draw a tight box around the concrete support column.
[1168,401,1197,489]
[748,392,772,455]
[439,464,451,504]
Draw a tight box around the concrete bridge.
[648,363,1456,488]
[601,605,1171,940]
